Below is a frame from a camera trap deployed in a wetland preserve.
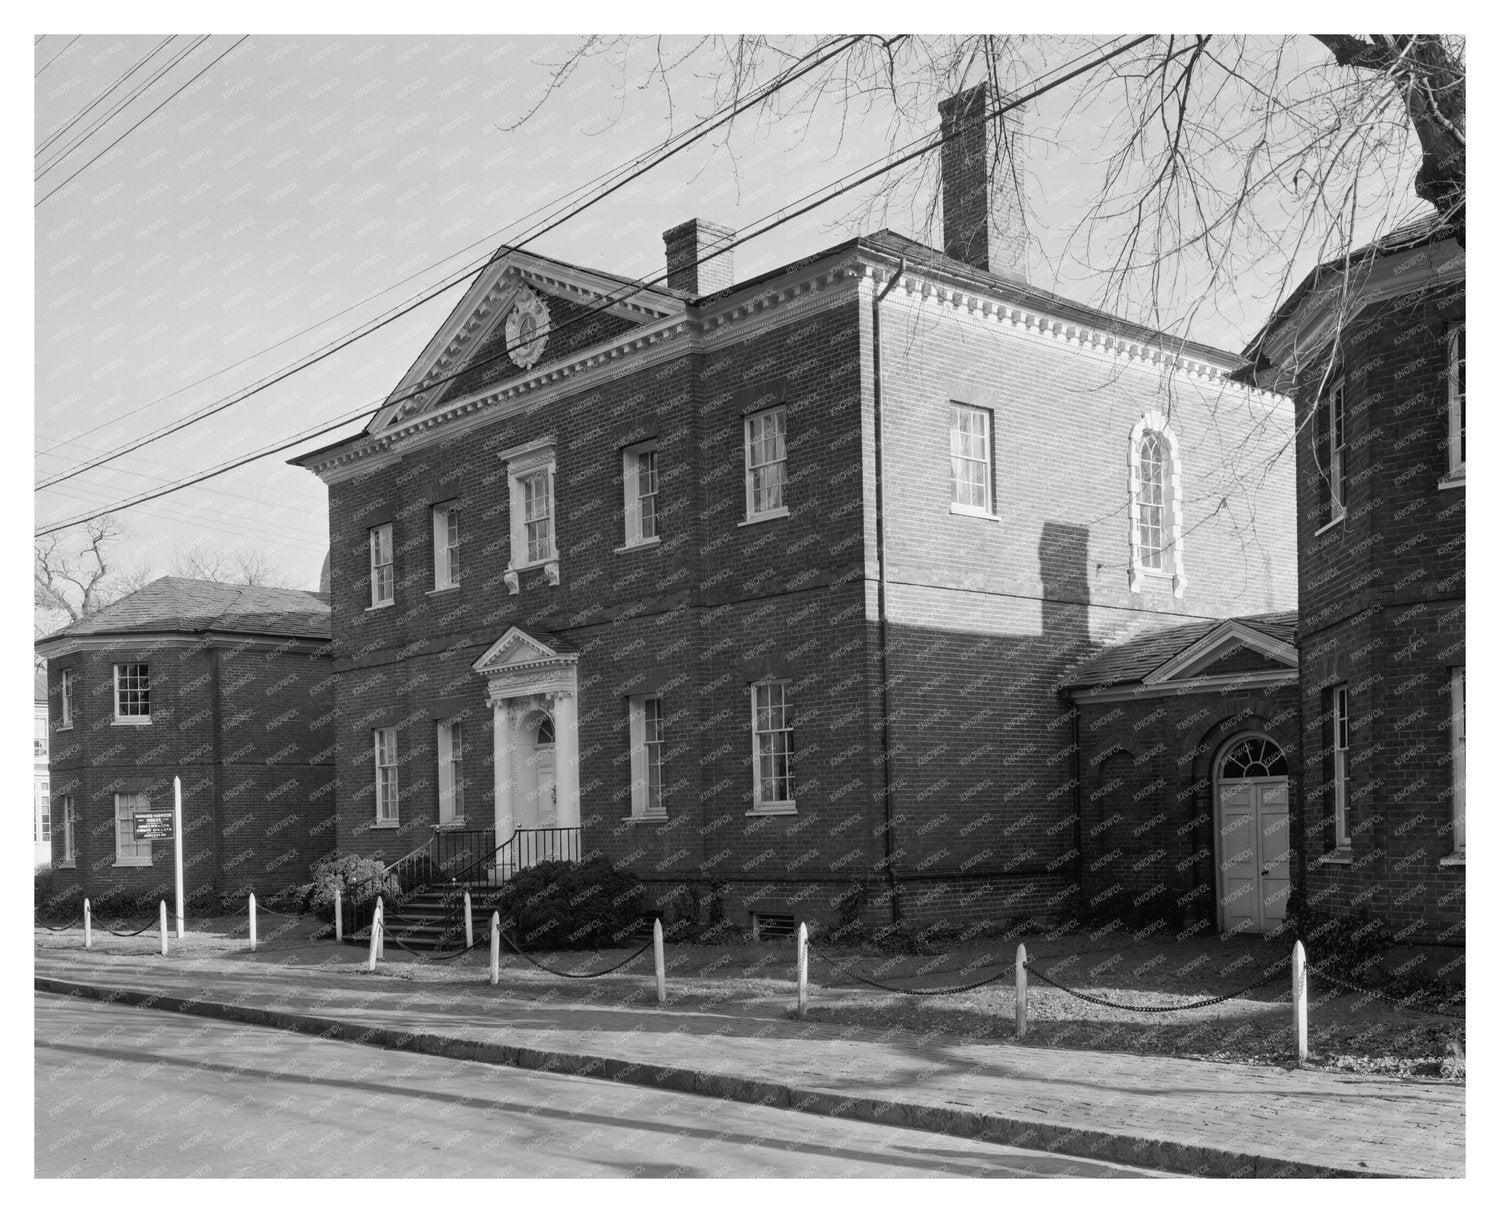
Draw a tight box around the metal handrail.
[444,825,582,889]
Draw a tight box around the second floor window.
[432,504,461,590]
[1448,323,1465,477]
[1332,684,1351,848]
[521,470,554,563]
[34,710,47,759]
[949,404,993,514]
[744,406,787,519]
[60,669,74,728]
[1326,379,1346,522]
[369,523,395,607]
[374,727,399,823]
[114,663,150,722]
[1136,430,1168,570]
[622,442,659,546]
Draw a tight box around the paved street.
[34,994,1158,1178]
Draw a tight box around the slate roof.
[36,577,331,646]
[1060,611,1297,691]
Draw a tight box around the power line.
[35,34,80,78]
[34,35,864,490]
[36,35,176,161]
[35,35,247,207]
[36,35,1152,538]
[34,441,327,507]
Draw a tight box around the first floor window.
[62,795,76,864]
[432,504,461,589]
[114,663,150,721]
[629,694,666,818]
[114,792,152,865]
[34,710,47,758]
[60,669,75,728]
[1332,684,1351,847]
[623,442,660,545]
[744,406,787,518]
[369,523,395,606]
[437,718,465,823]
[1448,323,1465,476]
[949,404,993,513]
[1451,666,1465,851]
[752,681,795,808]
[35,781,50,844]
[374,728,399,823]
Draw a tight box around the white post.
[796,922,809,1015]
[159,900,168,957]
[248,892,258,953]
[1015,943,1028,1038]
[83,898,91,950]
[490,912,501,986]
[374,896,385,961]
[464,891,474,949]
[1292,939,1308,1063]
[172,776,184,939]
[367,904,381,972]
[334,886,343,943]
[653,918,666,1004]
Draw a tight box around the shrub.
[302,853,400,923]
[1293,907,1394,984]
[494,857,645,950]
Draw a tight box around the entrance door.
[1216,736,1291,935]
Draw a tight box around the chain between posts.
[808,940,1017,996]
[1021,958,1289,1012]
[496,928,652,979]
[1306,962,1467,1020]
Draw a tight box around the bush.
[302,853,400,922]
[494,857,645,950]
[1293,907,1394,984]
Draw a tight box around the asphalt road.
[34,993,1163,1178]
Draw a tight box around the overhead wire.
[35,34,80,78]
[36,35,177,161]
[36,35,1152,536]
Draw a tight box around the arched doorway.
[518,710,557,830]
[1214,734,1291,935]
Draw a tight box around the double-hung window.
[744,407,787,520]
[436,718,465,825]
[949,404,994,515]
[1451,666,1465,853]
[34,709,47,759]
[501,439,559,591]
[751,681,795,811]
[1332,684,1351,848]
[522,471,553,563]
[1326,379,1347,522]
[622,442,660,547]
[373,728,399,824]
[432,504,461,590]
[61,795,76,865]
[114,663,150,723]
[1447,323,1465,479]
[369,523,395,607]
[59,669,74,729]
[114,792,152,866]
[1136,431,1168,571]
[629,694,667,819]
[35,781,49,844]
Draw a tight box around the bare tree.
[168,542,297,588]
[34,515,134,629]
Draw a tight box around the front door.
[1218,778,1290,934]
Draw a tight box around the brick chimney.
[937,83,1027,277]
[662,218,736,295]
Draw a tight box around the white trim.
[751,679,796,812]
[437,717,466,826]
[744,406,788,522]
[59,669,74,729]
[1212,734,1291,934]
[61,794,76,866]
[503,441,558,592]
[1447,322,1465,478]
[113,792,152,866]
[1126,412,1186,598]
[374,726,399,825]
[1325,378,1347,525]
[1439,850,1465,868]
[1144,620,1298,685]
[948,403,995,516]
[1066,669,1298,703]
[1451,665,1465,852]
[628,693,666,819]
[1317,848,1354,866]
[950,505,1002,522]
[369,522,394,608]
[1332,684,1351,848]
[431,501,461,591]
[112,662,151,724]
[621,440,660,548]
[1313,516,1345,538]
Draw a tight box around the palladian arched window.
[1128,412,1186,597]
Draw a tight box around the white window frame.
[1332,684,1351,848]
[1451,666,1465,854]
[1447,323,1465,480]
[59,669,74,729]
[1327,378,1347,523]
[621,441,661,549]
[369,523,395,608]
[431,503,461,591]
[373,727,399,825]
[436,718,466,825]
[949,404,996,518]
[35,780,50,845]
[113,792,153,866]
[113,663,151,724]
[34,707,48,759]
[501,438,559,592]
[750,680,796,813]
[1127,412,1187,597]
[61,794,76,866]
[743,406,789,522]
[628,694,667,820]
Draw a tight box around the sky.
[31,30,1430,601]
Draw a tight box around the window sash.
[752,682,794,805]
[1137,432,1167,569]
[114,663,150,719]
[60,671,74,727]
[1328,382,1346,519]
[1452,667,1465,850]
[437,719,465,821]
[522,470,553,563]
[370,524,394,605]
[35,712,47,758]
[1333,686,1350,846]
[62,796,75,862]
[637,449,659,540]
[746,409,787,516]
[433,506,461,589]
[114,792,152,863]
[36,782,50,843]
[630,695,666,815]
[949,406,992,512]
[1448,324,1465,475]
[374,728,399,822]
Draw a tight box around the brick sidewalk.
[33,936,1463,1178]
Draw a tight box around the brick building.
[293,86,1297,935]
[34,668,51,867]
[1241,216,1465,945]
[35,578,336,906]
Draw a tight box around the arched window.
[1219,736,1288,779]
[535,714,555,746]
[1128,412,1186,597]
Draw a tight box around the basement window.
[750,911,795,941]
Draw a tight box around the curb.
[36,975,1389,1178]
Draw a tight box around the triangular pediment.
[1142,620,1297,686]
[472,626,577,675]
[368,249,686,435]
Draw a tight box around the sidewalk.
[33,934,1463,1178]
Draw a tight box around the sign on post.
[133,810,174,840]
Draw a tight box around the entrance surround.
[471,628,581,845]
[1214,733,1291,934]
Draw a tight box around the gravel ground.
[36,914,1464,1081]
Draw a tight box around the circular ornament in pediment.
[505,286,551,369]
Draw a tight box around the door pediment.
[473,626,578,699]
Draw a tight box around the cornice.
[34,632,330,659]
[1068,669,1297,704]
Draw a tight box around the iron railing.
[444,826,582,889]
